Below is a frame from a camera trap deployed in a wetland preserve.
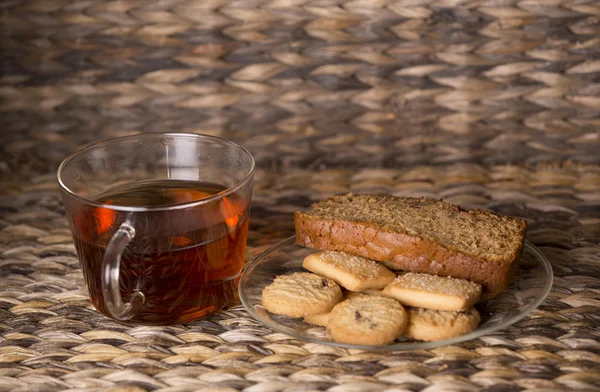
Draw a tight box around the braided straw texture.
[1,0,600,391]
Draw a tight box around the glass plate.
[239,237,553,351]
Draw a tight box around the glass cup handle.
[102,222,145,321]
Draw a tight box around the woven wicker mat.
[1,0,600,391]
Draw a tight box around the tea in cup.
[58,133,254,325]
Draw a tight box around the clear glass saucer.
[239,237,553,351]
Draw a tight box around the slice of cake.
[294,193,526,298]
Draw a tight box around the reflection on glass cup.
[58,133,254,325]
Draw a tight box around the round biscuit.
[327,296,407,346]
[261,272,343,317]
[404,307,480,342]
[344,289,382,300]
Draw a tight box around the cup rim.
[57,132,255,212]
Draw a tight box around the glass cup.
[58,133,254,325]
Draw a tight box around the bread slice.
[294,193,527,298]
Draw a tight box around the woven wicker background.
[1,0,600,391]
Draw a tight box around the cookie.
[262,272,343,317]
[344,289,382,300]
[303,312,330,327]
[327,296,408,345]
[307,290,382,324]
[404,307,481,342]
[382,272,482,311]
[302,251,395,291]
